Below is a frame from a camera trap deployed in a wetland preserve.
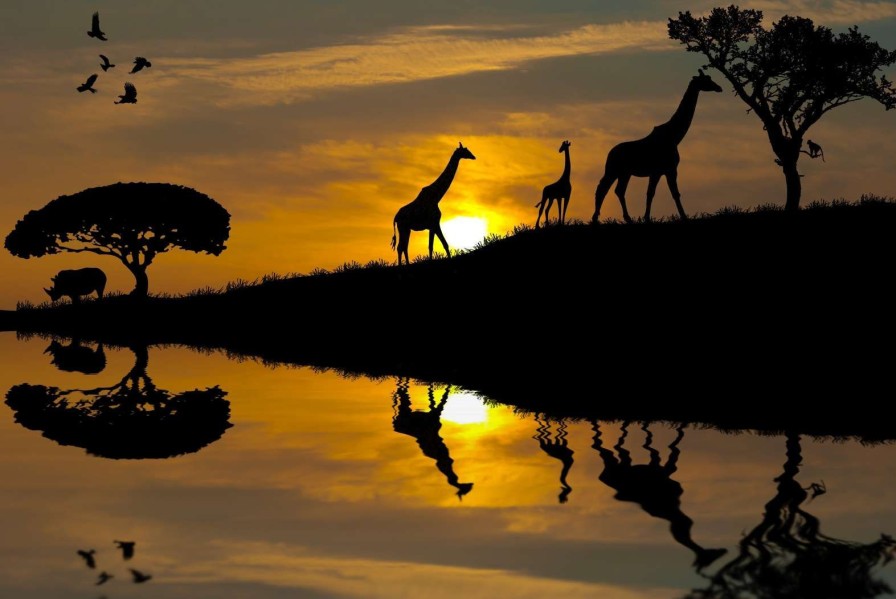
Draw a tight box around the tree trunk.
[783,162,802,212]
[126,264,149,297]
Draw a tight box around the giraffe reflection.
[592,420,727,571]
[391,377,473,499]
[534,414,574,503]
[687,432,896,598]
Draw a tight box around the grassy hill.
[2,196,896,439]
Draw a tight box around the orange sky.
[1,1,895,307]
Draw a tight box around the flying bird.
[77,549,97,568]
[87,12,107,41]
[77,73,98,94]
[99,54,115,71]
[129,57,152,74]
[114,82,137,104]
[129,568,152,583]
[114,540,135,560]
[95,571,113,585]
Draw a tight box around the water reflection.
[687,432,896,598]
[391,377,474,499]
[592,420,728,571]
[533,414,574,504]
[43,338,106,374]
[5,340,231,459]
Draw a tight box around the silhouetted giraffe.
[391,142,476,265]
[591,420,727,571]
[534,414,574,503]
[592,70,723,224]
[391,377,473,499]
[535,140,572,228]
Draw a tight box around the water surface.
[1,332,895,598]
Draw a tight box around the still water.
[1,331,895,598]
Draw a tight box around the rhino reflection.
[534,414,574,503]
[686,432,896,599]
[592,421,727,571]
[43,338,106,374]
[5,344,231,459]
[392,377,473,499]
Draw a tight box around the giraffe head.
[559,140,571,153]
[454,142,476,161]
[693,69,723,93]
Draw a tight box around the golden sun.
[441,217,488,251]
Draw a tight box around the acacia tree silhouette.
[668,6,896,212]
[4,182,230,297]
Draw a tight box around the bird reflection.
[591,420,727,571]
[44,338,106,374]
[686,432,896,598]
[77,549,97,569]
[392,377,473,499]
[6,343,232,459]
[533,414,574,503]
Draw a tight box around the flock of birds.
[77,540,153,587]
[76,12,152,104]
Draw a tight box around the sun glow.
[441,217,489,251]
[441,392,489,424]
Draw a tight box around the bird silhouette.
[77,74,98,94]
[129,568,152,583]
[77,549,97,568]
[99,54,115,71]
[129,57,152,74]
[114,82,137,104]
[95,571,113,585]
[114,540,135,560]
[87,12,107,41]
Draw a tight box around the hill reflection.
[5,341,231,459]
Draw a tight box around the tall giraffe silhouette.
[592,70,722,224]
[391,142,476,265]
[533,414,574,503]
[591,420,727,571]
[535,140,572,228]
[391,377,473,499]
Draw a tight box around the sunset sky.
[2,1,895,307]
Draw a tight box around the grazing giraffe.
[391,142,476,265]
[535,140,572,228]
[592,70,723,224]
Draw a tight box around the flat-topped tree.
[4,182,230,297]
[668,6,896,211]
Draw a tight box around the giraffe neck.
[659,81,702,146]
[428,154,461,203]
[561,147,571,181]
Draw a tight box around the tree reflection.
[43,338,106,374]
[592,420,727,571]
[686,432,896,599]
[5,343,231,459]
[391,377,473,499]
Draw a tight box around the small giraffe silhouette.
[533,414,574,503]
[535,140,572,228]
[391,142,476,265]
[592,70,723,224]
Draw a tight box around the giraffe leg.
[434,224,450,258]
[645,174,661,223]
[535,193,548,228]
[666,170,687,220]
[561,195,569,224]
[428,229,436,259]
[397,226,411,265]
[614,175,633,224]
[593,176,615,223]
[543,197,555,226]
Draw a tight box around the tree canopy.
[4,182,230,297]
[668,5,896,210]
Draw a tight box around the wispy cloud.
[162,21,671,106]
